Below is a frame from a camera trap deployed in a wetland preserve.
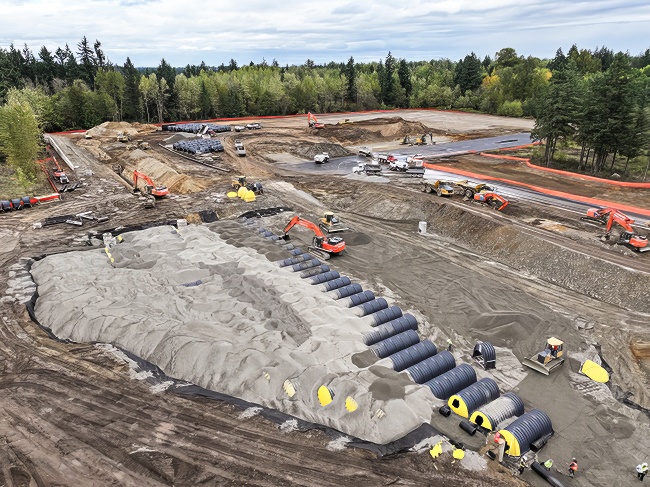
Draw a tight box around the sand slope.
[32,222,443,444]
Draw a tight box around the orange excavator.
[308,112,324,129]
[282,216,345,259]
[473,192,509,211]
[582,207,649,252]
[133,170,169,198]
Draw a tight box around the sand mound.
[323,117,437,144]
[122,151,206,194]
[86,121,159,139]
[31,222,444,444]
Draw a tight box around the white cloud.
[1,0,649,66]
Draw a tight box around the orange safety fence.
[37,157,60,194]
[422,161,650,218]
[479,148,650,189]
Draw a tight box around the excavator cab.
[282,215,346,259]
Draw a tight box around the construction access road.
[1,111,649,487]
[290,132,533,175]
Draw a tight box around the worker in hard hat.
[518,457,526,476]
[568,458,578,478]
[447,338,453,352]
[637,462,649,481]
[544,458,553,471]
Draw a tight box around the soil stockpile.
[31,222,441,444]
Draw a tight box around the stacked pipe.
[165,123,231,133]
[276,254,314,267]
[172,139,224,154]
[360,306,403,327]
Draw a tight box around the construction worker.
[447,338,453,352]
[637,462,649,481]
[544,458,554,471]
[518,458,526,476]
[568,458,578,478]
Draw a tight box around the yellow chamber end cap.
[581,359,610,383]
[227,191,238,198]
[345,396,358,412]
[429,441,443,459]
[317,385,334,406]
[453,449,465,460]
[283,379,296,398]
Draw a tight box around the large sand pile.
[86,121,158,139]
[31,222,446,444]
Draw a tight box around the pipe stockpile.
[164,123,231,133]
[172,139,224,154]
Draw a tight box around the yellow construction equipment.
[521,337,565,375]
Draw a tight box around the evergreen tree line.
[2,38,650,185]
[532,48,650,176]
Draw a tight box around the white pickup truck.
[314,152,330,164]
[389,159,409,171]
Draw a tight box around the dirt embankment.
[321,117,440,144]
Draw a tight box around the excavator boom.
[307,112,324,129]
[133,170,169,198]
[283,216,345,255]
[583,207,649,252]
[474,192,509,211]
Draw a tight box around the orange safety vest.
[570,462,578,471]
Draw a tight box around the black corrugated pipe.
[425,364,477,400]
[531,462,565,487]
[405,350,456,384]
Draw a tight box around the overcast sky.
[2,0,650,67]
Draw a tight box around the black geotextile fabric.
[116,349,441,457]
[238,207,293,219]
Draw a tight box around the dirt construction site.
[2,110,650,487]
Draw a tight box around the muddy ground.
[1,111,648,487]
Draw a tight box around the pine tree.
[76,36,97,88]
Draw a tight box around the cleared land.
[1,110,648,487]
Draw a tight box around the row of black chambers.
[249,219,467,395]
